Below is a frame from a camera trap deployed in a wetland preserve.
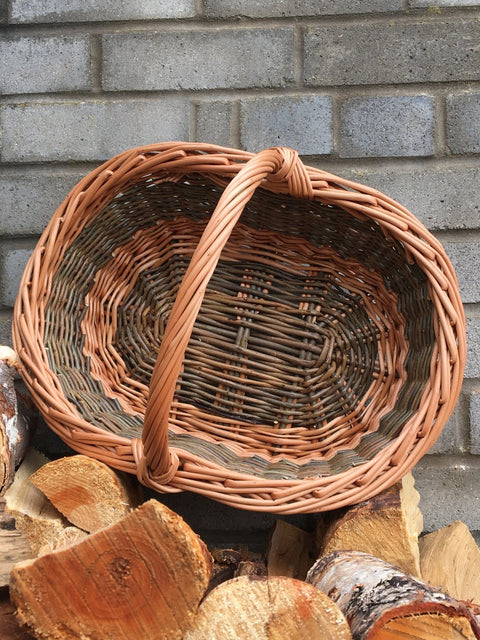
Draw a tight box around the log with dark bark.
[317,472,423,577]
[10,499,213,640]
[183,575,353,640]
[307,550,480,640]
[0,347,36,494]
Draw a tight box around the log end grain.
[30,454,143,533]
[184,575,352,640]
[10,499,213,640]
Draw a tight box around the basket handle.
[136,147,314,487]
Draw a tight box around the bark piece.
[0,347,36,494]
[30,454,143,533]
[317,471,423,577]
[420,520,480,605]
[235,559,267,578]
[209,547,266,591]
[0,498,32,587]
[265,520,315,580]
[10,499,213,640]
[4,449,87,556]
[183,575,352,640]
[307,550,480,640]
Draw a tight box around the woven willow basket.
[13,143,466,513]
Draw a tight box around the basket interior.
[43,173,435,479]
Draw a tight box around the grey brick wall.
[1,1,480,539]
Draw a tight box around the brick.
[204,0,402,18]
[413,457,480,533]
[0,99,189,163]
[9,0,196,23]
[304,21,480,86]
[340,96,434,158]
[240,95,332,155]
[466,315,480,379]
[471,391,480,455]
[335,164,480,231]
[442,241,480,304]
[447,92,480,154]
[1,248,33,308]
[0,172,85,236]
[0,36,91,95]
[102,29,294,91]
[427,408,463,455]
[195,101,234,148]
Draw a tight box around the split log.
[183,575,352,640]
[307,550,480,640]
[30,454,143,533]
[265,520,315,580]
[0,347,36,494]
[420,521,480,605]
[4,449,87,556]
[10,499,213,640]
[317,472,423,577]
[0,498,31,587]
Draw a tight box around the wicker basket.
[13,143,466,513]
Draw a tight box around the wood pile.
[1,350,480,639]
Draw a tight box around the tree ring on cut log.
[81,538,154,619]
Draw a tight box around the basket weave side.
[12,144,466,513]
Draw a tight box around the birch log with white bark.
[307,550,480,640]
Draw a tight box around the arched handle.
[138,147,314,485]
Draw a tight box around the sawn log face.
[9,499,213,640]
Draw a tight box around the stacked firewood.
[1,348,480,639]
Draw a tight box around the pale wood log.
[10,499,213,640]
[0,498,32,587]
[307,550,480,640]
[4,449,87,556]
[265,520,315,580]
[0,347,36,494]
[420,520,480,605]
[30,454,143,533]
[183,575,352,640]
[317,471,423,577]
